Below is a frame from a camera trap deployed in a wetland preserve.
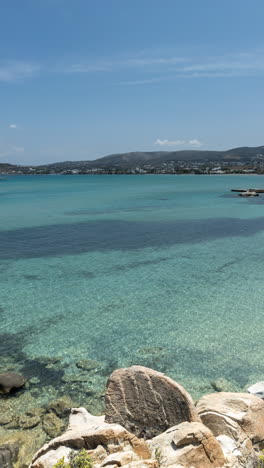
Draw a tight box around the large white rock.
[247,381,264,399]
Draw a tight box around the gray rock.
[0,444,19,468]
[247,381,264,399]
[105,365,200,438]
[0,372,26,394]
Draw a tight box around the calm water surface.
[0,174,264,408]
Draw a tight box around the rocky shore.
[1,365,264,468]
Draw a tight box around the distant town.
[1,146,264,175]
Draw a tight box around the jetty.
[231,188,264,193]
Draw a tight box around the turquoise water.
[1,175,264,408]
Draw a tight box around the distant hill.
[43,145,264,170]
[1,145,264,172]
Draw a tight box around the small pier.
[231,188,264,197]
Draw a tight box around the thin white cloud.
[155,139,203,148]
[0,61,40,82]
[155,139,185,147]
[9,124,17,129]
[189,139,203,147]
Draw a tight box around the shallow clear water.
[1,174,264,408]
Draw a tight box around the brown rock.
[0,372,25,394]
[31,408,151,466]
[42,413,64,439]
[149,421,225,468]
[105,366,200,438]
[196,392,264,442]
[47,396,74,418]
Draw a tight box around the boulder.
[0,372,25,393]
[30,446,72,468]
[31,408,151,466]
[198,411,257,468]
[196,392,264,442]
[149,421,225,468]
[248,381,264,399]
[105,366,200,438]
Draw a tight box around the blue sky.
[1,0,264,164]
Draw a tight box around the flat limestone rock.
[105,366,200,438]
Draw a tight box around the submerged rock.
[0,372,26,394]
[47,396,74,418]
[211,377,240,393]
[0,443,19,468]
[76,359,100,371]
[105,365,200,438]
[42,413,65,439]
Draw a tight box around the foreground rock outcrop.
[28,366,264,468]
[105,365,200,438]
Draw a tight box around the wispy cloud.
[0,145,24,159]
[0,61,40,82]
[9,124,17,129]
[3,48,264,84]
[155,139,203,148]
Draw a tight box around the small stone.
[76,359,100,371]
[42,412,64,438]
[0,372,26,394]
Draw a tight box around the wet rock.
[0,372,26,394]
[247,381,264,399]
[149,421,225,468]
[0,443,19,468]
[105,365,200,438]
[47,396,74,418]
[42,413,65,439]
[76,359,100,371]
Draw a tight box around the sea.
[1,174,264,414]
